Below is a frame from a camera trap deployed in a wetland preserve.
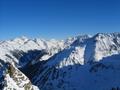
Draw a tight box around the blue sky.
[0,0,120,40]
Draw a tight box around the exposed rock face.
[0,62,35,90]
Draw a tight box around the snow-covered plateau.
[0,33,120,90]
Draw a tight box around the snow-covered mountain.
[0,33,120,90]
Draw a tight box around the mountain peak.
[93,32,120,39]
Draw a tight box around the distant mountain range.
[0,33,120,90]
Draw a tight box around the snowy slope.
[30,33,120,90]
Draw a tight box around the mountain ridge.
[0,33,120,90]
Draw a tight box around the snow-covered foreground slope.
[0,33,120,90]
[32,54,120,90]
[0,62,38,90]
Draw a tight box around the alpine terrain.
[0,33,120,90]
